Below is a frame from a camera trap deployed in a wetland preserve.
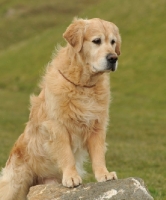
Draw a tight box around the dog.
[0,18,121,200]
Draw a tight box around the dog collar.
[58,70,96,88]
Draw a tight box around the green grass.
[0,0,166,199]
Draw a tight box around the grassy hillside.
[0,0,165,199]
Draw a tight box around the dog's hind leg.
[0,161,33,200]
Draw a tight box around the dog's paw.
[96,171,117,182]
[62,174,82,187]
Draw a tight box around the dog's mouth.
[92,64,117,73]
[92,60,118,73]
[107,63,117,72]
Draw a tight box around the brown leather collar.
[58,70,96,88]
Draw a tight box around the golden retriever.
[0,18,121,200]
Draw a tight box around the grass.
[0,0,166,199]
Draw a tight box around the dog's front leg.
[52,130,82,187]
[87,129,117,182]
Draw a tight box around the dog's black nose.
[106,54,118,64]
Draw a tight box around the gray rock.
[27,177,154,200]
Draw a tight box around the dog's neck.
[58,46,102,88]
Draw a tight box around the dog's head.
[63,18,121,73]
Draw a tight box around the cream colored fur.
[0,18,121,200]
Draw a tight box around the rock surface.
[27,177,154,200]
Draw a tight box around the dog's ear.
[114,26,121,56]
[63,19,86,53]
[115,37,121,56]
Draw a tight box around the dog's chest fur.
[45,82,109,135]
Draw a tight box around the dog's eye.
[111,39,116,45]
[92,38,101,45]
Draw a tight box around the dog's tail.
[0,161,33,200]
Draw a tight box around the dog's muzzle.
[106,53,118,71]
